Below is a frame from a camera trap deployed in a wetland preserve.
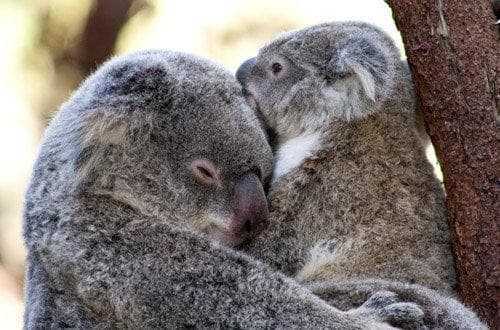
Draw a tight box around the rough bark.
[386,0,499,327]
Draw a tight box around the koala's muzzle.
[236,57,256,95]
[231,172,268,238]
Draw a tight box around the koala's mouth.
[208,223,253,247]
[242,91,269,128]
[207,213,267,247]
[242,89,259,112]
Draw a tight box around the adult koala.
[237,22,486,329]
[22,50,424,328]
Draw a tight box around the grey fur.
[237,22,487,329]
[23,50,424,328]
[309,279,486,330]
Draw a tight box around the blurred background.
[0,0,411,327]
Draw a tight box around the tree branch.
[386,0,499,327]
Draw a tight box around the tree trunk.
[386,0,498,327]
[36,0,135,122]
[76,0,133,75]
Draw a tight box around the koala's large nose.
[231,172,268,236]
[236,57,256,92]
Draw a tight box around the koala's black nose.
[236,57,256,91]
[231,172,269,236]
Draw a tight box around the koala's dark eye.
[191,160,219,185]
[271,62,282,74]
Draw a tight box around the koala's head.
[236,22,401,141]
[49,50,273,246]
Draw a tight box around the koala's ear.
[71,111,129,191]
[97,63,169,98]
[325,37,390,102]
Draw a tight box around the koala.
[22,49,425,328]
[236,20,455,292]
[237,22,487,329]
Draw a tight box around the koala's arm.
[39,216,423,329]
[308,278,487,330]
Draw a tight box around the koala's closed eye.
[191,159,219,185]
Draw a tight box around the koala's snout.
[231,172,269,237]
[236,57,256,94]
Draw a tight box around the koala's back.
[262,66,455,294]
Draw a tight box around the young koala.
[22,50,424,328]
[237,22,487,329]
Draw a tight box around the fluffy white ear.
[325,37,391,105]
[343,58,376,101]
[71,111,130,191]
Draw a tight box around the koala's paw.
[354,291,425,329]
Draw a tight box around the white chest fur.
[273,132,321,181]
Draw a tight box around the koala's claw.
[361,290,400,308]
[359,291,424,329]
[379,302,425,329]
